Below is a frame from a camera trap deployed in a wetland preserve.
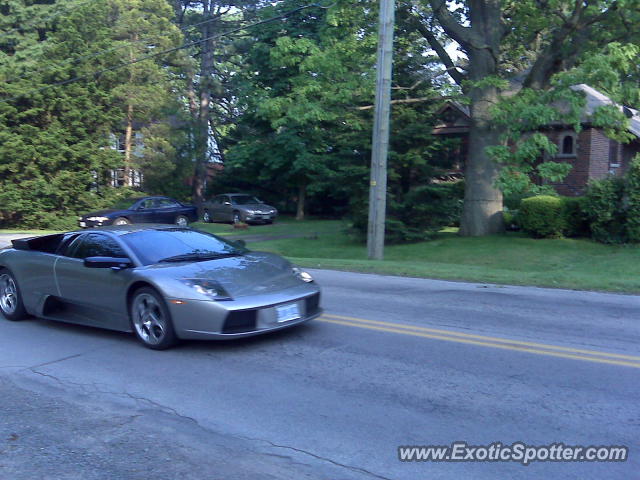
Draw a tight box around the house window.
[562,135,575,155]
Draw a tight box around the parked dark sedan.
[202,193,278,224]
[79,196,198,228]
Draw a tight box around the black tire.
[203,210,212,223]
[0,268,28,321]
[113,217,131,226]
[129,287,178,350]
[232,211,242,224]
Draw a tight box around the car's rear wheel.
[114,217,130,226]
[0,269,28,321]
[175,215,189,227]
[130,287,177,350]
[203,210,212,223]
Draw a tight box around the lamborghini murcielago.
[0,226,321,349]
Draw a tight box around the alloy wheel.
[132,293,166,345]
[0,274,17,315]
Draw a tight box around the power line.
[2,2,332,103]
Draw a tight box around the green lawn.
[248,224,640,293]
[3,219,638,293]
[192,216,343,237]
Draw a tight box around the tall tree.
[173,0,260,206]
[410,0,640,235]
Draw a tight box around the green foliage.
[519,195,566,238]
[350,181,465,244]
[582,177,627,244]
[489,87,586,197]
[560,196,588,238]
[624,156,640,242]
[221,0,451,219]
[0,0,187,228]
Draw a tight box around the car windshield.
[121,229,247,265]
[231,195,261,205]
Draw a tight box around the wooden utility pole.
[367,0,395,260]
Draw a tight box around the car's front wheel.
[232,211,242,224]
[130,287,177,350]
[0,269,28,321]
[175,215,189,227]
[114,217,131,226]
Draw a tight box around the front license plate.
[276,303,301,323]
[79,221,86,227]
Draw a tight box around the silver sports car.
[0,226,321,349]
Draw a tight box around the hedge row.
[512,156,640,243]
[516,195,586,238]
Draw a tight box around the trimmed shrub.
[625,156,640,243]
[519,195,565,238]
[560,196,588,238]
[582,177,627,244]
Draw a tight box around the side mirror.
[234,239,246,248]
[223,201,231,206]
[137,205,146,211]
[84,257,133,270]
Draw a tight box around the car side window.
[71,234,127,259]
[139,198,157,210]
[157,198,179,209]
[57,234,83,257]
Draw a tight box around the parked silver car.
[202,193,278,224]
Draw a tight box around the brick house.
[432,84,640,196]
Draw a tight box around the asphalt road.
[0,268,639,479]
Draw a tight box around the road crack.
[21,368,394,480]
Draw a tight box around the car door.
[219,195,234,221]
[209,196,225,221]
[132,198,159,223]
[155,198,181,224]
[54,232,132,330]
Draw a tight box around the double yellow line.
[319,314,640,369]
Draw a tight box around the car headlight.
[292,267,313,283]
[87,216,110,222]
[245,209,256,214]
[181,279,232,300]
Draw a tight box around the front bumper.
[168,286,321,340]
[78,218,114,228]
[244,213,277,223]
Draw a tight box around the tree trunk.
[123,102,134,187]
[458,49,504,236]
[296,184,306,221]
[192,0,214,206]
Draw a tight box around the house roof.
[433,84,640,139]
[570,84,640,138]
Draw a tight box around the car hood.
[82,209,122,218]
[141,251,302,298]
